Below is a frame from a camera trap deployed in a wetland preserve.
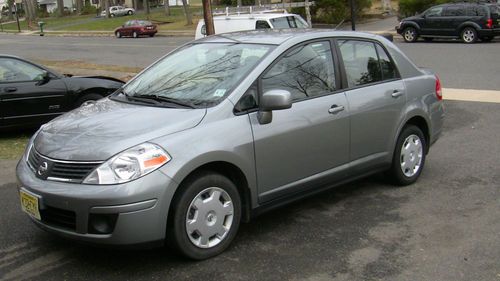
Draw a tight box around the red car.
[115,20,158,38]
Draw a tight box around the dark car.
[397,2,500,43]
[115,20,158,38]
[0,55,124,130]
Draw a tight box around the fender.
[457,22,481,35]
[401,21,421,32]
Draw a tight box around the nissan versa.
[17,30,444,260]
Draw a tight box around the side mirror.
[258,90,292,125]
[36,71,51,85]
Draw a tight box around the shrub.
[398,0,447,18]
[313,0,371,24]
[81,3,97,15]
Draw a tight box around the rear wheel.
[168,172,241,260]
[387,125,427,186]
[115,31,121,38]
[127,10,133,15]
[402,27,418,43]
[461,27,477,43]
[110,13,115,17]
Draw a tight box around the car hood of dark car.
[402,15,422,22]
[34,98,207,161]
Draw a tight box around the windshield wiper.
[121,92,162,105]
[135,94,196,109]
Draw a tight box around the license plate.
[20,190,41,220]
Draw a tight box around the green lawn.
[0,134,30,160]
[0,5,205,32]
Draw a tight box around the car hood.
[34,98,206,161]
[402,15,421,22]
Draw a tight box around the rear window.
[443,5,465,16]
[270,16,308,28]
[466,5,488,16]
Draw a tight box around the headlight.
[83,143,171,185]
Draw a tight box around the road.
[1,31,500,281]
[1,31,499,90]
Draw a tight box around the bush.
[398,0,447,18]
[313,0,371,24]
[81,3,97,15]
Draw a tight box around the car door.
[337,39,405,173]
[0,57,67,127]
[249,40,350,202]
[421,6,445,35]
[442,5,466,36]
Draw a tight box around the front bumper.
[16,158,179,246]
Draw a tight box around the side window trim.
[257,38,343,105]
[334,37,402,91]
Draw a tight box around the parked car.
[115,20,157,38]
[101,6,135,17]
[195,12,308,39]
[0,55,123,130]
[397,2,500,43]
[17,30,444,260]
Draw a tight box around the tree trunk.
[57,0,64,16]
[75,0,83,14]
[163,0,170,16]
[104,0,110,17]
[133,0,138,10]
[143,0,149,14]
[181,0,192,25]
[7,0,14,20]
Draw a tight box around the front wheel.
[461,27,477,43]
[168,172,241,260]
[132,31,138,38]
[387,125,427,186]
[402,27,418,43]
[127,10,133,15]
[115,31,121,38]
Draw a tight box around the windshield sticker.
[213,89,226,97]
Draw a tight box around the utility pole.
[202,0,214,35]
[349,0,355,31]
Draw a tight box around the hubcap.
[463,30,474,42]
[404,29,415,41]
[185,187,234,249]
[400,134,423,177]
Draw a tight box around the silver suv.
[17,30,444,260]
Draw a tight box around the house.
[38,0,74,13]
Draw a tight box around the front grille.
[40,206,77,231]
[27,146,102,183]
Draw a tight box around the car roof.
[195,29,384,45]
[212,13,299,21]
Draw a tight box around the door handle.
[4,87,17,93]
[391,90,403,98]
[328,105,345,114]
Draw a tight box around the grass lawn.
[0,5,204,32]
[0,133,30,160]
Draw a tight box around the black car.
[0,55,124,130]
[397,2,500,43]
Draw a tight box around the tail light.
[487,18,493,29]
[435,75,443,101]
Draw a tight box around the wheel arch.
[457,22,481,35]
[399,115,431,154]
[169,161,253,225]
[402,22,421,33]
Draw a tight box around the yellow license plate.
[20,190,41,220]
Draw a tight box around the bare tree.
[143,0,150,15]
[181,0,192,25]
[104,0,110,17]
[57,0,64,16]
[164,0,170,16]
[7,0,14,20]
[75,0,83,14]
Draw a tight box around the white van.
[195,13,309,39]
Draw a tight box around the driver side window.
[0,58,46,82]
[426,7,443,17]
[261,41,336,101]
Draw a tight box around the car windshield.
[270,16,308,28]
[121,43,274,107]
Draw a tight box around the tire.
[481,36,493,42]
[461,27,477,43]
[110,13,115,18]
[115,31,121,38]
[132,31,138,38]
[402,27,418,43]
[149,33,155,37]
[167,172,241,260]
[423,37,433,42]
[387,125,427,186]
[75,93,103,107]
[127,10,133,15]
